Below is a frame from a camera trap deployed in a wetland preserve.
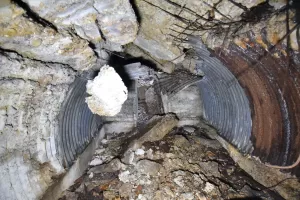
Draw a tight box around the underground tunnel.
[0,0,300,199]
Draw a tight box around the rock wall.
[0,0,139,199]
[0,52,75,199]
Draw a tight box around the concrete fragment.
[122,114,178,164]
[89,157,104,166]
[173,176,185,188]
[86,65,128,116]
[0,109,6,132]
[198,161,221,178]
[0,53,75,85]
[162,85,203,120]
[234,0,266,9]
[119,170,131,183]
[103,190,117,199]
[22,0,101,42]
[119,183,133,198]
[215,0,244,20]
[134,33,180,63]
[89,172,94,179]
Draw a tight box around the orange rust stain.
[234,39,247,49]
[256,36,268,50]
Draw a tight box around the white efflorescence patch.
[86,65,128,116]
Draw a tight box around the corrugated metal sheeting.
[189,35,300,176]
[58,78,103,167]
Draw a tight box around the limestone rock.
[86,65,128,116]
[133,0,183,63]
[179,192,194,200]
[136,160,162,176]
[204,182,216,193]
[0,52,75,85]
[234,0,266,9]
[88,159,124,174]
[214,0,244,20]
[134,33,181,63]
[268,0,286,9]
[0,3,96,70]
[22,0,138,45]
[94,0,138,45]
[0,53,75,199]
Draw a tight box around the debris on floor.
[58,117,284,200]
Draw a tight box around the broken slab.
[134,114,178,145]
[122,114,178,164]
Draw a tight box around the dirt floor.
[58,115,286,200]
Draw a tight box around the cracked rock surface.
[0,0,139,199]
[0,3,96,71]
[21,0,138,45]
[0,52,75,200]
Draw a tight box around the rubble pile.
[59,116,280,200]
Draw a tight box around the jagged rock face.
[21,0,138,45]
[0,4,96,71]
[0,52,75,200]
[0,0,139,198]
[132,0,298,62]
